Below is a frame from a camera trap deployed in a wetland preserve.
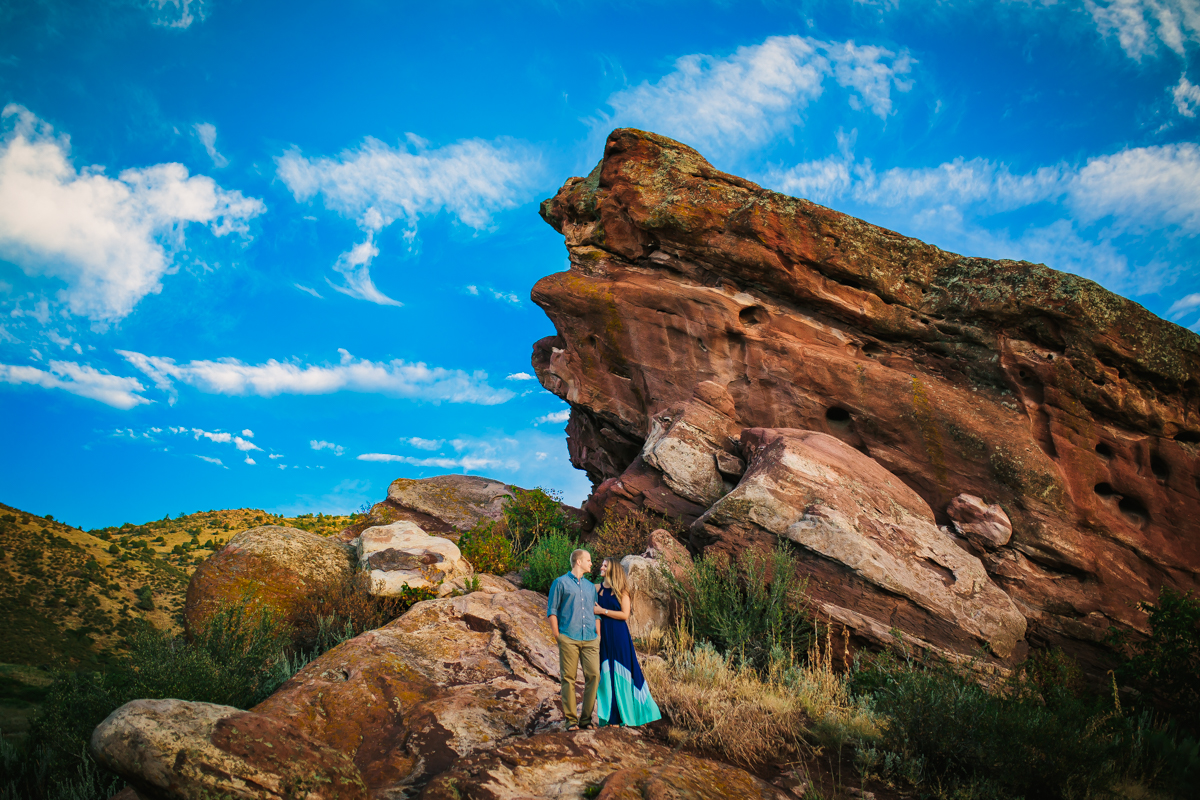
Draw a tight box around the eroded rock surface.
[183,526,354,634]
[356,521,472,597]
[532,127,1200,670]
[250,583,564,795]
[419,727,789,800]
[620,529,691,637]
[339,475,518,541]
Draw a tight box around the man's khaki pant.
[556,633,600,726]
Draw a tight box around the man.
[546,548,599,731]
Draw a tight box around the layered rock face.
[532,128,1200,669]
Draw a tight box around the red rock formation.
[532,128,1200,670]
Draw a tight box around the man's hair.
[570,548,589,568]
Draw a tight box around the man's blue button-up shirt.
[547,571,598,641]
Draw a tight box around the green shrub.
[503,487,576,557]
[665,544,812,671]
[289,570,433,652]
[1111,585,1200,733]
[522,534,593,594]
[458,520,514,574]
[589,507,680,564]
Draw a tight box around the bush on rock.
[522,533,594,594]
[458,520,514,575]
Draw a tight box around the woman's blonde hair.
[601,557,629,601]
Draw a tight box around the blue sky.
[0,0,1196,528]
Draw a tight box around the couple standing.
[546,549,662,730]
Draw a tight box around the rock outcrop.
[356,521,472,597]
[338,475,518,541]
[183,526,354,635]
[532,128,1200,670]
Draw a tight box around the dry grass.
[289,570,431,649]
[644,624,879,768]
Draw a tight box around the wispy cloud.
[276,134,540,306]
[1085,0,1200,61]
[293,283,323,299]
[535,409,570,425]
[189,427,260,451]
[118,347,514,405]
[506,372,534,381]
[600,35,912,158]
[1173,75,1200,116]
[193,123,228,168]
[195,454,225,467]
[310,439,345,456]
[402,436,443,450]
[148,0,208,29]
[0,105,264,323]
[0,360,149,408]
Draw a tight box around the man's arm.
[546,577,561,637]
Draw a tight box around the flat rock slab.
[357,521,472,596]
[90,699,368,800]
[420,727,790,800]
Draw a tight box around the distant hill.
[0,501,354,738]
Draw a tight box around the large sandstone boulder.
[356,521,472,597]
[183,526,353,634]
[338,474,518,541]
[697,428,1027,660]
[90,699,367,800]
[420,726,790,800]
[249,582,564,794]
[531,127,1200,673]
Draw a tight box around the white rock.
[357,521,472,597]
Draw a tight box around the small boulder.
[90,699,368,800]
[184,526,353,635]
[619,530,692,638]
[947,494,1013,549]
[357,521,472,597]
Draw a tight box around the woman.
[593,557,662,727]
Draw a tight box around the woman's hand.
[593,603,604,616]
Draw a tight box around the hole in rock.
[739,305,768,326]
[1095,442,1114,459]
[1093,482,1119,498]
[920,317,931,325]
[862,342,884,358]
[1150,455,1170,481]
[1176,431,1200,445]
[1118,496,1150,525]
[826,407,852,429]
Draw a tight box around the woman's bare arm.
[598,592,632,621]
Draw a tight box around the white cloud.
[268,453,284,459]
[766,142,1200,237]
[195,454,226,467]
[192,428,231,443]
[506,372,534,381]
[118,348,514,405]
[294,283,323,299]
[276,134,540,306]
[602,36,912,158]
[0,360,149,408]
[490,289,520,305]
[465,285,479,295]
[0,105,265,322]
[310,439,345,456]
[193,123,228,168]
[403,436,444,450]
[327,233,401,306]
[1173,75,1200,115]
[535,409,571,425]
[241,429,253,437]
[1069,143,1200,231]
[148,0,207,29]
[1085,0,1200,61]
[244,456,256,465]
[356,452,515,471]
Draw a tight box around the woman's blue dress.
[596,586,662,727]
